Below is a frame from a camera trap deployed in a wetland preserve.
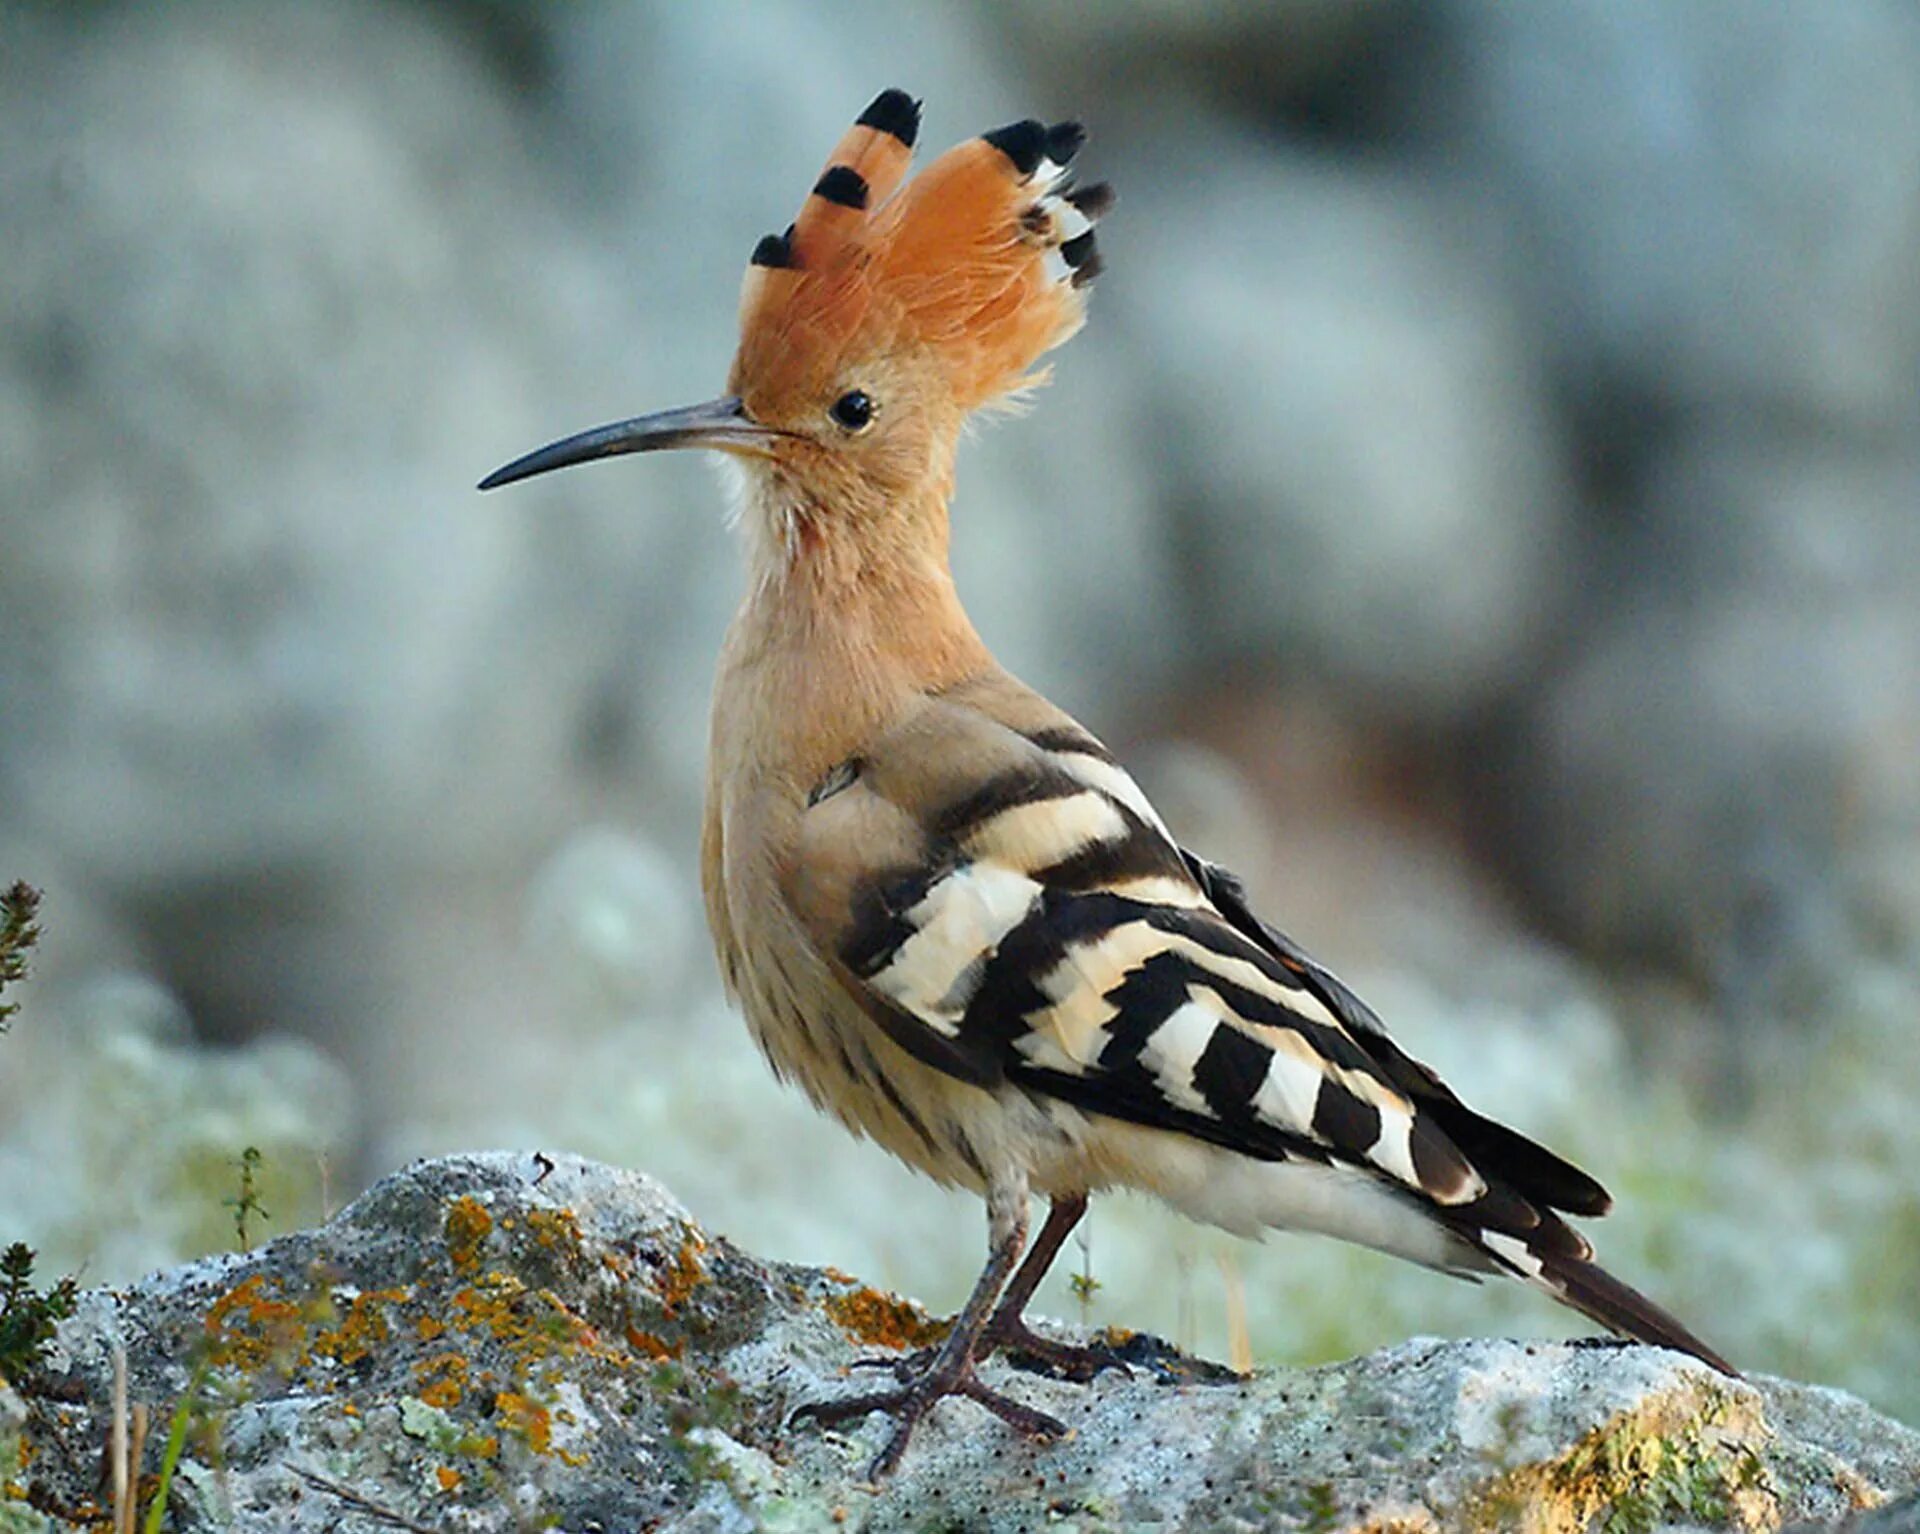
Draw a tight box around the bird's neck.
[713,480,993,793]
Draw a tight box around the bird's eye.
[829,390,875,432]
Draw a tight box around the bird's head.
[481,89,1111,570]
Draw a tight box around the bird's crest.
[733,89,1113,417]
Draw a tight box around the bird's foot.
[981,1315,1132,1382]
[792,1355,1066,1480]
[845,1316,1130,1384]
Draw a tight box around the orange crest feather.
[733,90,1113,418]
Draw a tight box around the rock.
[988,0,1416,131]
[0,2,666,887]
[1452,0,1920,433]
[1112,126,1577,724]
[7,1153,1915,1531]
[1477,436,1920,996]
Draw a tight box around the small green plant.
[0,1242,78,1384]
[0,881,41,1032]
[142,1357,214,1534]
[0,886,73,1388]
[1070,1224,1101,1319]
[224,1147,270,1251]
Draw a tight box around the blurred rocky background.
[2,0,1917,1429]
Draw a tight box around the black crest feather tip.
[857,88,921,148]
[982,119,1048,177]
[1044,121,1086,166]
[1066,182,1117,221]
[1059,231,1097,270]
[750,231,797,269]
[812,165,870,210]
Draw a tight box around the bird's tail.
[1457,1205,1736,1375]
[1529,1246,1737,1377]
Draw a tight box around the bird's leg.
[792,1175,1066,1478]
[979,1193,1130,1381]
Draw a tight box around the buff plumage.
[482,88,1730,1480]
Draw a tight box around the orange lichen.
[525,1206,583,1255]
[434,1466,462,1493]
[822,1286,951,1350]
[626,1327,682,1362]
[657,1229,708,1317]
[203,1274,308,1372]
[414,1351,470,1410]
[445,1196,494,1274]
[448,1273,596,1369]
[493,1390,552,1455]
[309,1286,409,1367]
[416,1313,446,1343]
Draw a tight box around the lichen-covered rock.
[4,1154,1915,1532]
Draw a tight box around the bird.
[480,87,1732,1478]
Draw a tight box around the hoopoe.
[482,89,1731,1477]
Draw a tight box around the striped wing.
[783,678,1490,1211]
[780,675,1738,1373]
[1179,852,1614,1218]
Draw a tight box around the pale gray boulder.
[6,1153,1915,1532]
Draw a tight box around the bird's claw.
[791,1358,1066,1479]
[982,1316,1133,1383]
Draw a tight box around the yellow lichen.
[658,1229,708,1317]
[445,1196,494,1274]
[601,1251,635,1280]
[626,1327,682,1362]
[822,1286,951,1351]
[414,1351,470,1410]
[448,1273,597,1368]
[493,1390,551,1455]
[203,1274,309,1373]
[1466,1384,1775,1534]
[309,1286,409,1367]
[526,1206,583,1255]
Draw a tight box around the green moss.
[1300,1481,1341,1533]
[1469,1383,1775,1533]
[0,1504,49,1534]
[400,1396,469,1457]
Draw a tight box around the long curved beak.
[477,395,782,491]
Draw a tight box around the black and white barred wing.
[784,689,1490,1212]
[1181,851,1616,1221]
[783,682,1736,1372]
